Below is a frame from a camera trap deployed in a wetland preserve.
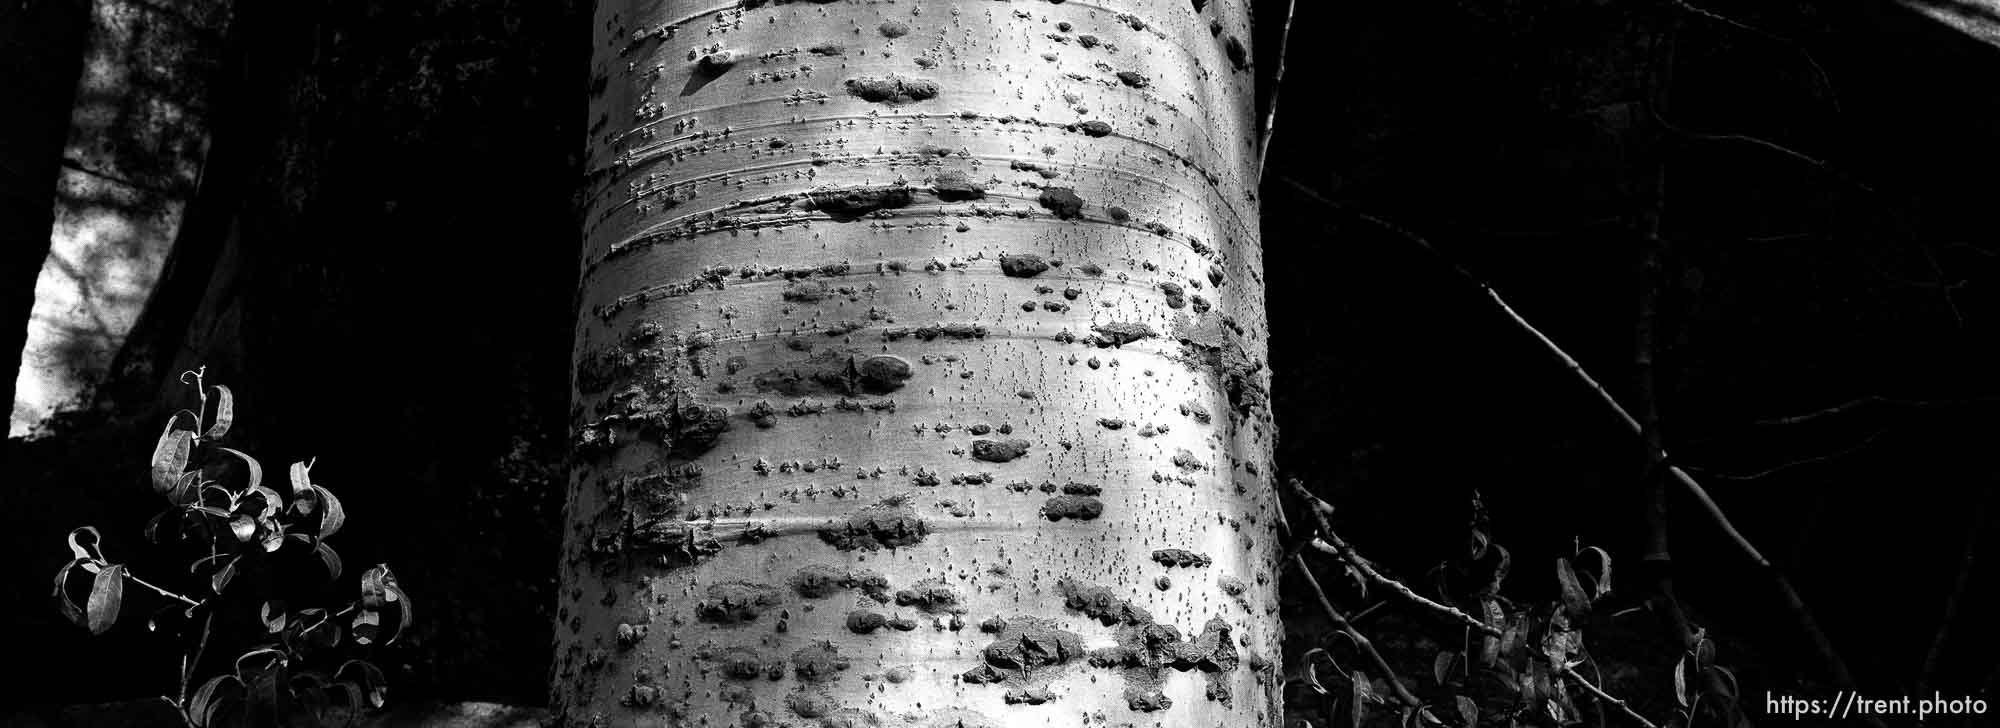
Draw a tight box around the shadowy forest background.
[4,0,1998,725]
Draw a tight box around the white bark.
[559,1,1277,726]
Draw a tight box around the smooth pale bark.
[560,2,1277,726]
[1,0,90,434]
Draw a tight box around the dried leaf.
[351,609,381,645]
[1484,543,1511,594]
[1555,557,1589,619]
[235,648,287,683]
[335,660,388,708]
[316,540,344,580]
[1695,636,1716,670]
[151,422,194,498]
[387,585,412,643]
[330,681,367,728]
[1573,546,1612,599]
[1352,669,1370,728]
[289,461,315,508]
[66,526,104,562]
[289,673,330,725]
[261,601,288,634]
[170,471,202,505]
[188,674,244,728]
[86,564,126,635]
[1457,695,1480,728]
[359,564,397,609]
[51,558,90,628]
[212,556,240,595]
[1480,598,1505,667]
[206,385,234,440]
[1434,650,1460,686]
[1706,665,1739,703]
[1301,647,1332,696]
[315,486,345,540]
[305,615,343,650]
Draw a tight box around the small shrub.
[51,366,412,727]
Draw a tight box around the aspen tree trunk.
[559,1,1278,726]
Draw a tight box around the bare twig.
[1309,537,1495,636]
[1293,553,1423,708]
[1918,488,1991,698]
[1682,428,1888,481]
[1666,0,1841,114]
[1278,479,1420,708]
[1562,664,1661,728]
[1276,176,1867,708]
[1255,0,1296,182]
[1653,111,1876,196]
[123,570,200,607]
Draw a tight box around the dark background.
[3,0,1996,724]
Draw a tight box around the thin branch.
[1308,538,1494,636]
[1277,176,1869,705]
[1255,0,1296,183]
[1751,395,2000,426]
[1654,111,1876,196]
[1562,664,1661,728]
[1918,488,1991,696]
[1682,427,1889,482]
[124,570,200,607]
[1666,0,1841,114]
[1292,553,1423,708]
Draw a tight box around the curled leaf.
[1706,665,1740,703]
[169,471,202,505]
[1433,650,1460,686]
[359,564,398,610]
[314,486,346,540]
[214,447,263,491]
[187,674,244,728]
[1479,598,1505,667]
[352,609,382,645]
[1456,695,1479,728]
[206,385,234,439]
[66,526,104,562]
[1352,669,1372,727]
[51,558,91,628]
[1300,647,1336,696]
[330,680,368,728]
[289,461,315,507]
[1573,545,1612,599]
[290,533,345,580]
[1555,557,1589,619]
[335,660,388,708]
[211,555,240,595]
[235,647,287,682]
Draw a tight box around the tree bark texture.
[559,1,1279,726]
[0,0,91,435]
